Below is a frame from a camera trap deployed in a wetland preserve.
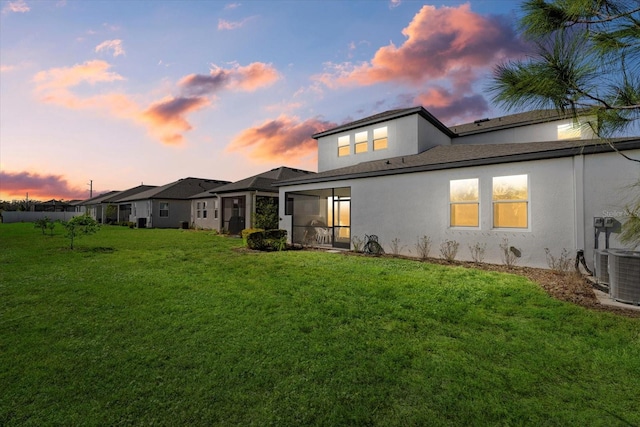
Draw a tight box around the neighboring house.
[276,106,640,269]
[32,199,79,212]
[82,191,121,223]
[190,166,314,233]
[81,185,156,224]
[118,177,230,228]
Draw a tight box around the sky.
[1,0,538,201]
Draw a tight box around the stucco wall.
[452,118,597,145]
[152,200,192,229]
[191,197,219,230]
[317,115,452,173]
[581,149,640,267]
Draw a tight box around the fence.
[1,211,83,223]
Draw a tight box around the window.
[159,202,169,218]
[202,201,208,219]
[557,122,581,140]
[214,199,219,219]
[355,131,368,154]
[493,174,528,228]
[196,202,201,219]
[373,126,388,151]
[338,135,350,157]
[450,178,479,227]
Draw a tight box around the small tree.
[254,197,279,230]
[63,215,100,249]
[34,217,54,235]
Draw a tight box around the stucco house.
[190,166,314,233]
[118,177,229,228]
[82,185,157,224]
[276,107,640,269]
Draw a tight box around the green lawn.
[1,223,639,426]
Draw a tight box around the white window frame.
[492,174,529,229]
[449,178,480,228]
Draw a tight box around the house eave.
[312,106,455,139]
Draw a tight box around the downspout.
[573,154,586,268]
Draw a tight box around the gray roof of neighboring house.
[109,185,157,203]
[208,166,316,195]
[450,109,587,136]
[275,138,640,186]
[118,177,230,202]
[312,106,455,139]
[81,191,121,205]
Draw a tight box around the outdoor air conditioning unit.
[608,249,640,305]
[593,249,609,285]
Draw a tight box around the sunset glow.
[1,1,532,201]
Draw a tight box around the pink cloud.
[2,0,29,13]
[141,96,210,145]
[32,60,279,145]
[218,17,253,30]
[0,171,87,200]
[180,62,279,95]
[95,39,125,57]
[227,115,335,164]
[316,4,526,87]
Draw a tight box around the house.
[190,166,314,233]
[276,107,640,269]
[81,185,156,224]
[117,177,230,228]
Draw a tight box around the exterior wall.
[317,115,451,172]
[129,199,152,228]
[581,149,640,268]
[151,199,191,229]
[452,117,597,145]
[281,157,586,268]
[190,197,220,230]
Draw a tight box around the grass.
[1,222,639,426]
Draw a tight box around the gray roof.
[81,191,121,205]
[276,138,640,186]
[451,109,585,136]
[312,106,455,139]
[118,177,230,202]
[109,185,157,203]
[210,166,315,195]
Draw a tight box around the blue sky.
[1,0,532,200]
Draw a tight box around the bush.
[246,229,287,251]
[440,240,460,262]
[242,228,264,246]
[415,235,432,261]
[499,238,520,268]
[468,242,486,264]
[544,248,573,275]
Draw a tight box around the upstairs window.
[450,178,479,227]
[493,174,528,228]
[338,135,350,157]
[355,131,368,154]
[159,202,169,218]
[557,123,581,140]
[373,127,388,151]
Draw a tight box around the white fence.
[1,211,82,223]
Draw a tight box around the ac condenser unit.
[608,249,640,305]
[593,249,609,285]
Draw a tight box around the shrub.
[468,242,486,264]
[440,240,460,262]
[242,228,264,246]
[388,237,406,256]
[499,238,520,269]
[254,197,279,230]
[415,235,431,260]
[246,229,287,251]
[544,248,573,275]
[351,235,364,253]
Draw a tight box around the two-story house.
[276,107,640,269]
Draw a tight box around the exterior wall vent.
[608,250,640,305]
